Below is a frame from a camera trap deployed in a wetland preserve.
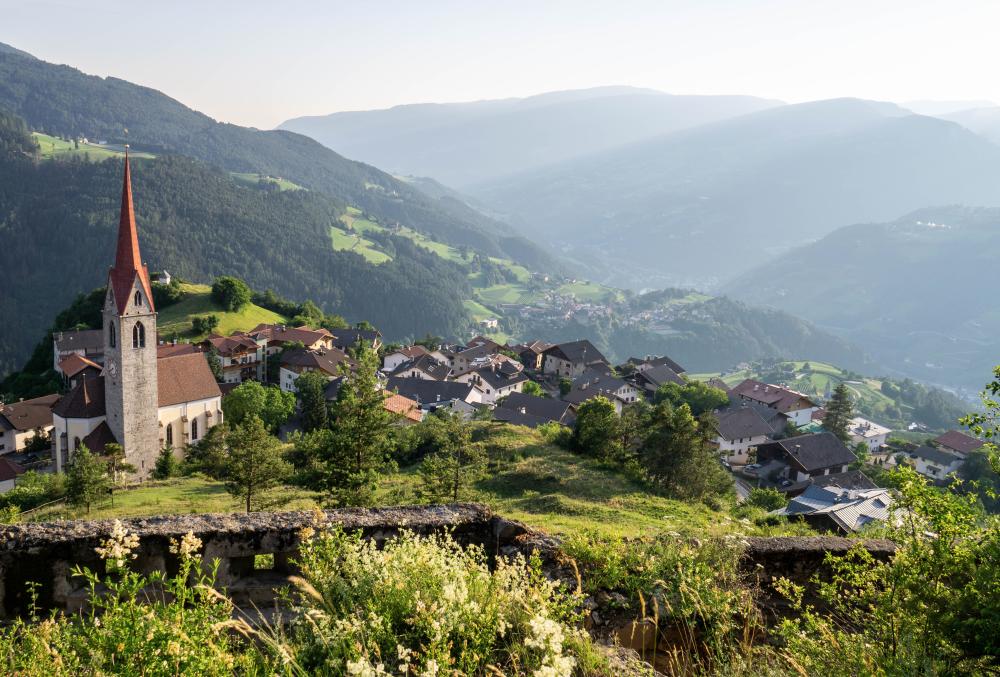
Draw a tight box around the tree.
[184,423,229,478]
[653,381,729,416]
[521,380,547,398]
[296,371,329,433]
[222,380,295,432]
[210,276,252,312]
[317,345,394,505]
[65,445,110,514]
[418,412,487,502]
[192,314,220,335]
[23,428,50,454]
[153,446,178,480]
[572,396,622,462]
[104,443,135,508]
[640,403,731,501]
[558,378,573,397]
[224,416,290,513]
[823,383,854,443]
[205,346,223,382]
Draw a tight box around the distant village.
[0,156,987,536]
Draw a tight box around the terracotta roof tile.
[158,353,222,407]
[0,394,60,431]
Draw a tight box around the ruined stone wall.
[0,505,896,620]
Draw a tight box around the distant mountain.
[720,206,1000,390]
[938,107,1000,145]
[279,88,780,186]
[902,99,997,116]
[469,98,1000,290]
[0,111,475,377]
[0,42,555,271]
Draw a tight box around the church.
[51,152,223,479]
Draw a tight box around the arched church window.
[133,322,146,349]
[166,423,173,447]
[109,323,116,348]
[134,291,143,307]
[191,419,199,441]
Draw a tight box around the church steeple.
[108,149,154,313]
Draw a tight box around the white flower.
[95,520,140,569]
[168,531,203,560]
[421,659,439,677]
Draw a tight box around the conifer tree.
[640,403,730,501]
[823,383,855,443]
[225,415,290,513]
[296,371,329,433]
[419,412,486,502]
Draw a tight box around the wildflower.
[168,531,203,560]
[95,520,140,569]
[421,659,439,677]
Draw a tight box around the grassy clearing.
[380,424,810,540]
[33,132,156,161]
[555,280,622,303]
[157,283,288,340]
[26,476,322,523]
[230,172,305,191]
[328,226,392,264]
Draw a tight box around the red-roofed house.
[730,379,819,427]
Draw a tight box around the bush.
[280,526,597,676]
[745,487,788,511]
[210,276,251,312]
[191,314,220,334]
[153,446,179,480]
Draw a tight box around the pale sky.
[2,0,998,128]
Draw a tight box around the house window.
[134,291,143,307]
[133,321,146,348]
[109,323,116,348]
[191,419,199,441]
[165,423,173,447]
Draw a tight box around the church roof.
[58,354,102,378]
[107,152,154,314]
[82,421,118,454]
[52,377,107,419]
[157,353,222,407]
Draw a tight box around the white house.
[713,406,773,466]
[382,345,431,372]
[848,417,891,453]
[730,379,818,427]
[906,445,964,481]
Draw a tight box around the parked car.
[743,463,761,476]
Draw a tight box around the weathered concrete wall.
[0,505,897,620]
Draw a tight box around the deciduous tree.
[225,416,290,513]
[66,445,110,514]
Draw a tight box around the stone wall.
[0,505,896,620]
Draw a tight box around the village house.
[385,377,485,418]
[511,340,554,371]
[279,346,352,392]
[755,433,857,483]
[52,329,104,371]
[730,379,819,427]
[387,354,452,381]
[382,392,424,426]
[247,324,334,357]
[542,340,609,378]
[494,392,576,428]
[776,484,893,534]
[626,354,686,375]
[55,354,102,390]
[712,405,774,466]
[562,368,640,413]
[905,445,964,481]
[201,333,265,384]
[630,364,685,397]
[848,417,891,453]
[382,345,431,372]
[931,430,985,458]
[330,328,382,353]
[0,394,59,455]
[441,337,503,376]
[453,360,529,405]
[0,456,26,493]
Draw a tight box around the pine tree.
[319,345,394,506]
[571,396,622,462]
[296,371,329,433]
[65,445,110,514]
[640,403,730,501]
[823,383,855,443]
[153,445,178,480]
[418,412,486,503]
[225,415,290,513]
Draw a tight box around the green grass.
[157,283,289,340]
[329,226,392,264]
[378,425,811,540]
[33,132,155,161]
[27,476,322,523]
[555,281,622,303]
[229,172,305,192]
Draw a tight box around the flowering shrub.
[0,520,268,675]
[274,527,593,676]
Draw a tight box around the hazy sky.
[2,0,999,128]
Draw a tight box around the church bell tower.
[103,150,160,477]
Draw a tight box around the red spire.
[108,149,154,313]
